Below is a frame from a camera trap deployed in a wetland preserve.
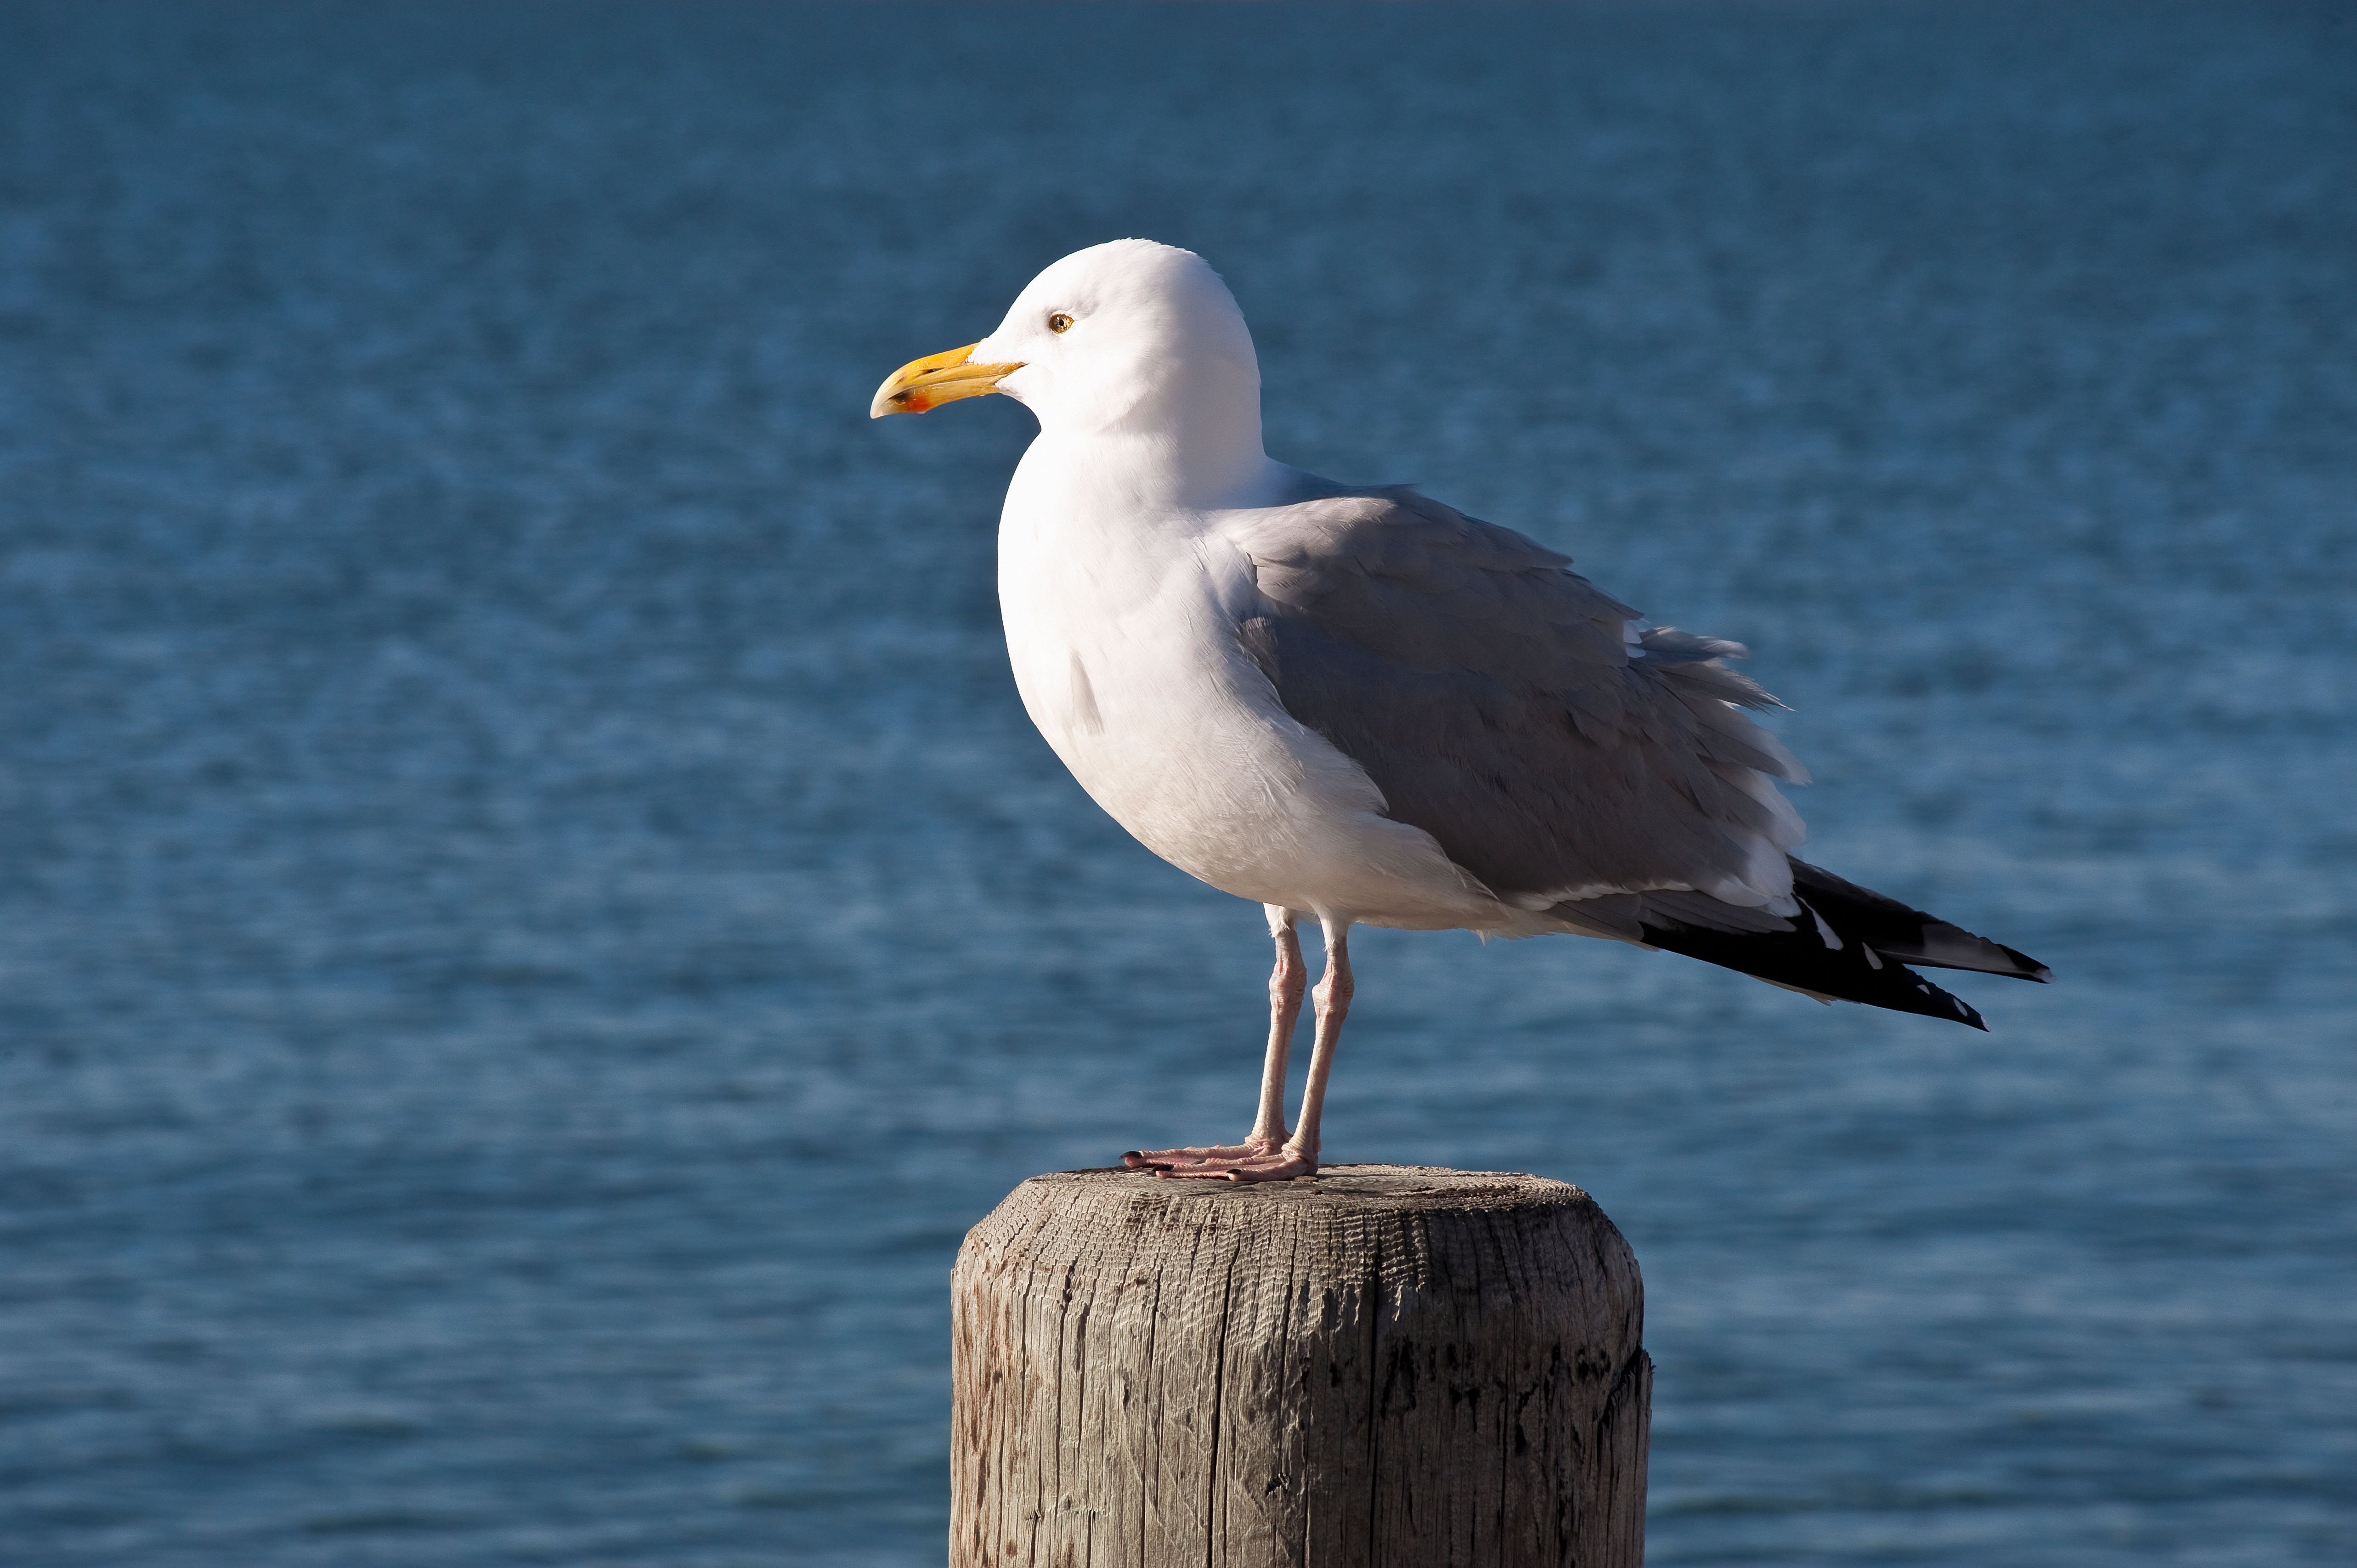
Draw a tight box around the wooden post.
[950,1164,1650,1567]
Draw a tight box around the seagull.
[871,239,2047,1183]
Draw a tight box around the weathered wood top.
[951,1163,1649,1567]
[1008,1162,1593,1211]
[961,1162,1641,1331]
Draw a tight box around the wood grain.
[951,1165,1649,1567]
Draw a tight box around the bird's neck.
[1027,360,1276,515]
[1020,419,1279,520]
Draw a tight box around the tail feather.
[1634,857,2050,1031]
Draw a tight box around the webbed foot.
[1122,1139,1317,1182]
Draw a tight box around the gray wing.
[1226,486,1807,937]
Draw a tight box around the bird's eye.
[1047,312,1074,334]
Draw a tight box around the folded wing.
[1225,486,2046,1027]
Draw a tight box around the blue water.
[1,2,2351,1563]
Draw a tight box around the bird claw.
[1122,1140,1317,1182]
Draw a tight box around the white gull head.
[873,239,1274,509]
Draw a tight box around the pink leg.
[1125,907,1307,1176]
[1132,915,1351,1184]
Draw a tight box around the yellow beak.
[868,342,1025,418]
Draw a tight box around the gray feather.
[1227,488,1803,908]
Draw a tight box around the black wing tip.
[1787,857,2051,984]
[1637,919,1997,1028]
[1882,968,1990,1030]
[1628,855,2053,1026]
[1998,943,2055,984]
[1926,928,2051,984]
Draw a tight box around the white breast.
[993,452,1518,932]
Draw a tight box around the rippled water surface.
[2,2,2352,1563]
